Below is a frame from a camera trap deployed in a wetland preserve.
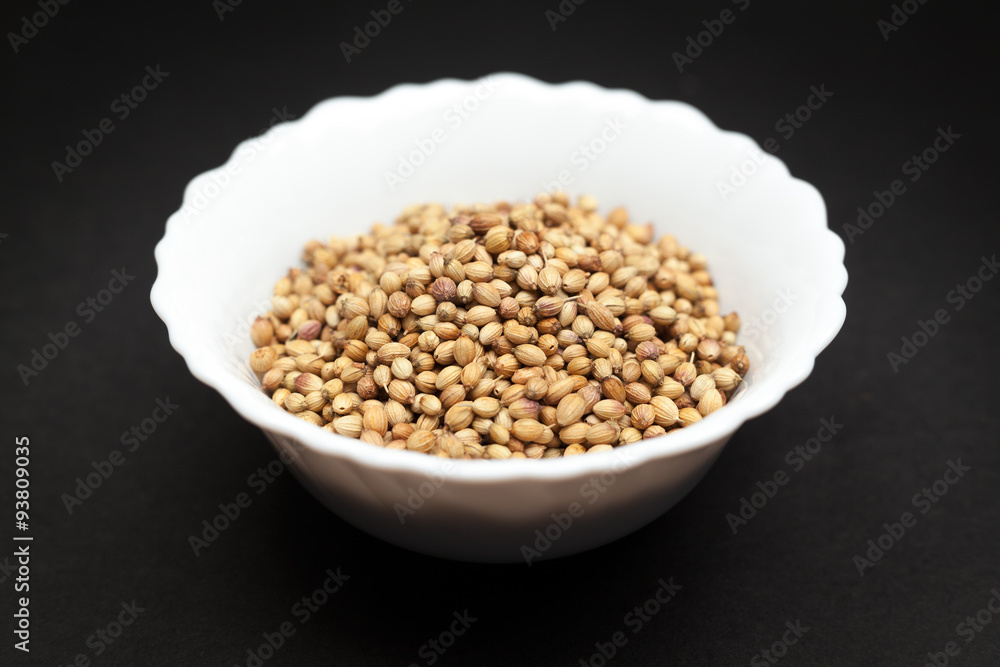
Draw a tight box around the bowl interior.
[156,74,845,471]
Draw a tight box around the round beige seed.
[407,430,435,452]
[249,347,276,373]
[556,394,586,427]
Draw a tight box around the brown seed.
[261,368,284,393]
[675,393,696,411]
[295,372,323,395]
[696,338,721,362]
[387,291,411,318]
[544,378,576,405]
[731,353,750,376]
[556,394,586,427]
[640,359,664,385]
[249,347,277,373]
[689,374,716,401]
[454,335,477,367]
[593,399,626,421]
[466,306,497,327]
[251,317,275,347]
[586,301,618,333]
[674,362,697,386]
[524,377,548,401]
[649,396,679,427]
[384,400,409,425]
[437,431,465,458]
[511,419,545,442]
[440,384,467,408]
[407,429,435,453]
[508,398,541,420]
[678,407,702,427]
[626,323,656,342]
[333,414,363,438]
[411,393,441,416]
[538,267,562,295]
[712,367,743,393]
[363,405,388,435]
[586,422,618,446]
[284,392,308,413]
[472,396,501,418]
[470,212,503,232]
[533,296,564,319]
[429,277,457,302]
[472,282,501,307]
[387,380,415,404]
[601,377,626,403]
[445,402,475,430]
[485,444,513,460]
[489,422,510,445]
[697,388,724,416]
[514,344,546,367]
[464,261,494,282]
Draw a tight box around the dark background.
[2,0,998,665]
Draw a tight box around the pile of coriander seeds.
[248,192,749,459]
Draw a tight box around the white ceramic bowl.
[152,73,846,563]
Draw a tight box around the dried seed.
[514,344,547,367]
[556,394,586,427]
[697,388,724,416]
[712,367,742,393]
[511,419,545,442]
[249,347,277,373]
[649,396,679,427]
[586,422,618,445]
[407,429,435,452]
[485,444,512,460]
[689,374,716,401]
[593,399,626,421]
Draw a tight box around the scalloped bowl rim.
[151,72,847,484]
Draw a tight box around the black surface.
[3,1,998,665]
